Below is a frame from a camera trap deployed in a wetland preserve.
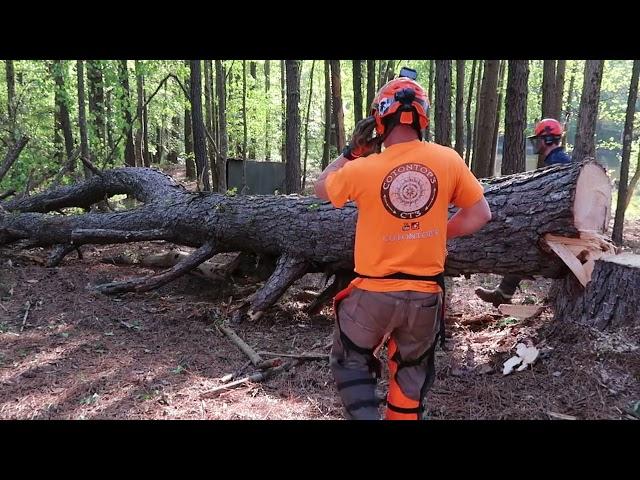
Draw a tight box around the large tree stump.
[550,253,640,330]
[0,160,611,318]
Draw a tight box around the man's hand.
[343,116,381,159]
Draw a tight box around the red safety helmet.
[371,77,430,138]
[528,118,564,144]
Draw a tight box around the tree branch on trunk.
[0,135,29,184]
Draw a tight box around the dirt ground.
[1,176,639,420]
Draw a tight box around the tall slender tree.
[464,60,477,165]
[190,60,210,191]
[264,60,271,161]
[502,60,529,175]
[471,60,484,168]
[51,60,75,166]
[118,60,136,168]
[302,60,316,190]
[490,60,507,175]
[5,60,15,124]
[573,60,605,161]
[612,60,640,245]
[366,59,376,113]
[215,60,228,192]
[330,60,346,152]
[555,60,566,119]
[472,60,500,178]
[435,60,452,147]
[284,60,301,194]
[454,60,465,155]
[280,60,286,162]
[426,60,434,141]
[86,61,106,157]
[322,60,332,170]
[352,59,363,126]
[76,60,91,178]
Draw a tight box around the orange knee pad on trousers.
[385,339,422,420]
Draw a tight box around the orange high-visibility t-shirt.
[325,139,485,293]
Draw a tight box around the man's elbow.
[476,197,492,226]
[314,181,328,200]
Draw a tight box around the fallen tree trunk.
[0,161,611,319]
[549,253,640,330]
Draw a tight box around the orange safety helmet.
[528,118,564,144]
[371,77,430,138]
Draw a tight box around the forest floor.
[1,170,639,420]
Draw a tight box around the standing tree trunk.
[366,60,376,114]
[284,60,301,194]
[472,60,500,178]
[190,60,211,191]
[562,65,577,148]
[204,60,217,185]
[454,60,465,156]
[573,60,605,161]
[352,59,363,126]
[5,60,16,124]
[612,60,640,245]
[427,60,434,142]
[626,147,640,210]
[142,73,150,167]
[434,60,452,147]
[465,60,477,165]
[322,60,331,170]
[541,60,557,119]
[502,60,529,175]
[280,60,286,163]
[538,60,558,167]
[184,61,195,180]
[555,60,566,120]
[330,60,346,152]
[135,61,145,167]
[215,60,228,192]
[471,60,484,168]
[118,60,136,168]
[51,60,75,167]
[264,60,271,161]
[490,60,507,176]
[377,60,386,90]
[302,60,316,190]
[76,60,91,178]
[384,60,396,83]
[248,61,257,160]
[86,61,106,155]
[242,60,248,164]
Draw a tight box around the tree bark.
[435,60,452,147]
[215,60,228,192]
[86,61,106,153]
[555,60,566,120]
[5,60,15,123]
[454,60,465,156]
[302,61,316,190]
[1,160,611,319]
[573,60,605,162]
[502,60,529,175]
[330,60,346,152]
[76,61,91,179]
[322,61,331,170]
[280,60,286,163]
[612,60,640,245]
[490,60,507,176]
[135,61,145,167]
[471,60,484,169]
[352,60,363,125]
[550,253,640,330]
[190,60,210,191]
[51,60,75,168]
[242,60,248,163]
[204,60,217,186]
[285,60,301,194]
[541,60,557,119]
[562,66,577,148]
[264,60,271,161]
[366,60,376,115]
[118,60,136,168]
[465,60,477,166]
[472,60,500,178]
[626,147,640,210]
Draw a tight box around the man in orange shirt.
[314,70,491,420]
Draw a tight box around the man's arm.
[313,154,350,201]
[447,196,491,239]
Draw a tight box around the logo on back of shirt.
[380,163,438,219]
